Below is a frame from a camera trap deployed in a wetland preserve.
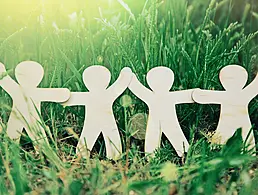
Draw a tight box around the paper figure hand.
[128,73,153,103]
[117,67,133,86]
[243,72,258,100]
[130,73,138,84]
[0,63,19,97]
[0,63,8,78]
[62,92,89,107]
[107,67,132,99]
[40,88,71,103]
[192,88,224,104]
[120,67,132,78]
[0,63,7,73]
[173,88,199,104]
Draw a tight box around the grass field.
[0,0,258,194]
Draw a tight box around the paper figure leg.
[7,111,50,151]
[242,126,255,152]
[76,123,101,158]
[161,121,189,156]
[216,119,254,146]
[25,121,50,148]
[102,125,122,159]
[6,112,24,141]
[144,118,161,155]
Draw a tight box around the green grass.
[0,0,258,194]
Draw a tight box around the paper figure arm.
[128,74,153,104]
[36,88,70,103]
[173,89,196,104]
[192,88,225,104]
[107,67,132,100]
[243,72,258,100]
[0,63,19,97]
[62,92,89,106]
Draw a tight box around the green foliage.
[0,0,257,194]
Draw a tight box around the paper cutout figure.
[0,61,70,148]
[63,65,132,159]
[129,66,193,156]
[192,65,258,149]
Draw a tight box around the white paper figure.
[192,65,258,149]
[63,65,132,159]
[0,61,70,148]
[129,66,193,156]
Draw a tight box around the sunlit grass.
[0,0,258,194]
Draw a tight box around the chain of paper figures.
[0,61,257,159]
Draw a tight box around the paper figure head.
[219,65,248,91]
[83,65,111,91]
[146,66,174,92]
[15,61,44,87]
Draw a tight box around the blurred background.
[0,0,257,65]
